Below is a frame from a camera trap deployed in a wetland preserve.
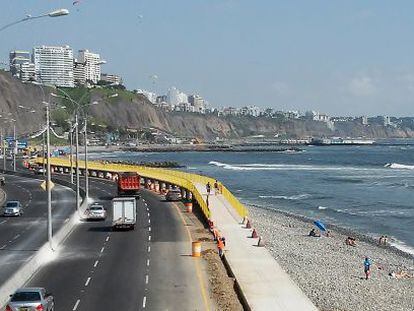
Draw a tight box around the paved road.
[26,177,212,311]
[0,174,76,287]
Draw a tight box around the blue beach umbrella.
[314,220,326,232]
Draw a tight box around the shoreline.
[248,204,414,311]
[248,203,414,260]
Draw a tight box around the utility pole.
[75,114,80,211]
[46,105,53,250]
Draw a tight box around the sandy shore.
[248,205,414,311]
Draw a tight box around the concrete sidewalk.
[197,184,318,311]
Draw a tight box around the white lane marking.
[147,246,151,253]
[142,296,147,308]
[148,235,151,242]
[0,220,7,225]
[148,219,151,224]
[94,260,99,268]
[147,259,150,266]
[0,245,6,250]
[13,234,20,240]
[73,299,80,311]
[145,203,148,206]
[106,236,110,242]
[100,247,105,253]
[148,226,151,232]
[145,274,149,284]
[147,212,150,217]
[85,277,91,286]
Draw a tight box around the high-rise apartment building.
[33,45,74,87]
[78,49,101,84]
[73,60,86,85]
[100,73,122,85]
[9,50,32,79]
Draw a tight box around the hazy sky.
[1,1,414,116]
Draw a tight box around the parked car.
[86,203,107,221]
[3,201,23,217]
[165,189,182,201]
[5,287,54,311]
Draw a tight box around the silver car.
[3,201,23,217]
[165,189,182,201]
[86,203,107,220]
[6,287,54,311]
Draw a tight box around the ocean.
[89,142,414,255]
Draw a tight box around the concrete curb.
[0,172,86,307]
[0,188,6,207]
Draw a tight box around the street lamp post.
[84,115,89,200]
[13,123,17,172]
[69,122,74,184]
[45,104,53,250]
[75,114,80,211]
[0,9,69,33]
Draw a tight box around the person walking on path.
[214,180,219,195]
[217,237,225,257]
[364,257,372,280]
[206,182,211,196]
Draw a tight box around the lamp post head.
[48,9,70,17]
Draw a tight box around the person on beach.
[309,228,320,237]
[346,236,357,247]
[364,257,372,280]
[206,182,211,195]
[379,235,385,245]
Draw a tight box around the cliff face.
[1,70,413,140]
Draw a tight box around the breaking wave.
[259,194,312,200]
[385,163,414,170]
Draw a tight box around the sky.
[1,1,414,116]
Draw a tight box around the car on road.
[86,203,107,220]
[6,287,54,311]
[165,189,182,201]
[3,201,23,217]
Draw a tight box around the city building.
[188,94,206,113]
[9,50,31,79]
[19,62,36,82]
[33,45,74,87]
[100,73,123,85]
[383,116,391,126]
[73,60,86,85]
[361,116,368,125]
[78,49,101,84]
[136,89,157,103]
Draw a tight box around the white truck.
[112,197,137,230]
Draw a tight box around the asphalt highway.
[0,174,76,287]
[26,176,212,311]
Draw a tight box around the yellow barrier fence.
[33,157,248,219]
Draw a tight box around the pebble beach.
[248,205,414,311]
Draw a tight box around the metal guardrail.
[32,158,248,219]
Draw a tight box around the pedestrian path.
[196,184,318,311]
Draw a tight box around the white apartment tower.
[33,45,74,87]
[78,49,101,84]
